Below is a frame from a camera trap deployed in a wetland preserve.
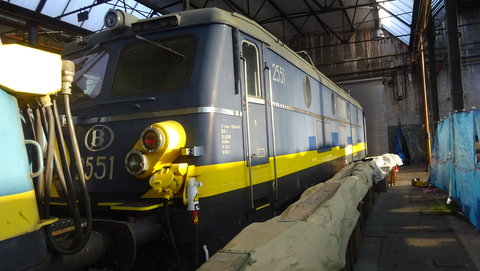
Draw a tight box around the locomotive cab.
[63,9,242,203]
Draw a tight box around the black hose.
[42,106,56,219]
[164,200,182,264]
[44,60,92,255]
[63,93,93,251]
[43,104,84,255]
[52,98,74,203]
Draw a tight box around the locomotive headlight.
[104,10,121,29]
[125,150,148,175]
[141,127,165,152]
[127,121,186,178]
[104,9,139,31]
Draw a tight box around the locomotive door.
[241,39,271,208]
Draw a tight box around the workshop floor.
[354,165,480,271]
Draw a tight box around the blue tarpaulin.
[394,122,411,165]
[430,110,480,231]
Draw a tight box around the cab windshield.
[112,35,196,96]
[71,49,110,102]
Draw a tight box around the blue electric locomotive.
[58,8,366,269]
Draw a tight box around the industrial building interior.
[0,0,479,270]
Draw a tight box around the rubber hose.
[63,94,93,250]
[52,98,73,201]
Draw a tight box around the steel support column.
[426,16,439,123]
[445,0,464,110]
[26,21,38,47]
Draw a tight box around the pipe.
[338,77,385,85]
[129,216,163,247]
[89,217,164,270]
[419,36,432,166]
[266,67,279,201]
[62,231,106,271]
[203,245,209,261]
[187,178,202,268]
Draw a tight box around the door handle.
[25,139,44,178]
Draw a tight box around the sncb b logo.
[85,124,115,152]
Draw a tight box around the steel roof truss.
[346,7,372,42]
[266,0,304,37]
[304,0,343,42]
[338,0,355,32]
[223,0,250,17]
[253,0,267,20]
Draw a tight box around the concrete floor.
[354,165,480,271]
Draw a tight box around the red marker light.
[141,127,165,152]
[143,130,159,150]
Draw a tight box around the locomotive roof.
[63,8,361,109]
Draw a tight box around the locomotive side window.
[242,41,262,98]
[331,93,337,116]
[337,98,347,119]
[315,120,324,147]
[354,107,359,123]
[304,76,312,108]
[347,103,351,120]
[112,35,196,96]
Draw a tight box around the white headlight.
[125,150,148,175]
[104,9,139,31]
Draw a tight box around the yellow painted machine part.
[0,44,61,96]
[0,190,41,241]
[133,120,187,179]
[140,142,365,199]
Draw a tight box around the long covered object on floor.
[198,160,378,271]
[430,109,480,231]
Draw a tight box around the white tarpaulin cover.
[369,153,403,183]
[200,161,375,271]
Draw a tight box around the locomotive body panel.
[59,8,367,268]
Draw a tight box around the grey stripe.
[271,101,362,128]
[78,106,243,124]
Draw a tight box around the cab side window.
[242,41,262,98]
